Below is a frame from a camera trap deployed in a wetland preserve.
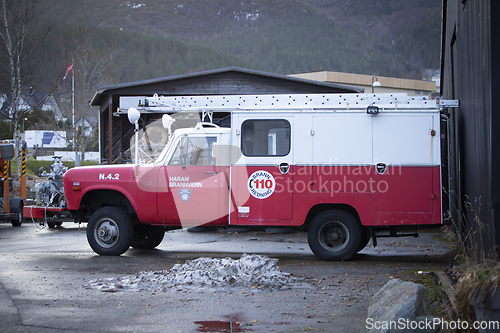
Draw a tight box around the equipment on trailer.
[33,156,67,207]
[25,156,71,228]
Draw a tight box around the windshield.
[168,135,217,166]
[154,135,177,164]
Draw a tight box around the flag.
[63,62,74,80]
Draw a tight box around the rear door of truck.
[370,111,442,225]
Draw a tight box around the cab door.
[157,134,224,227]
[230,117,294,225]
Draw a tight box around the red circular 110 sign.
[247,170,276,199]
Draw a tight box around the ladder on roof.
[118,93,458,117]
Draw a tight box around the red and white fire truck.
[61,93,457,260]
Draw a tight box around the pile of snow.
[125,2,145,9]
[84,254,310,292]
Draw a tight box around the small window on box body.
[241,119,290,157]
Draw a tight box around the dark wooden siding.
[491,0,500,251]
[441,0,499,257]
[104,71,358,96]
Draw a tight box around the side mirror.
[162,114,175,137]
[127,107,141,125]
[128,107,141,165]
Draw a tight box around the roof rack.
[118,93,454,116]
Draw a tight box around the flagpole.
[72,61,79,166]
[62,62,76,162]
[72,60,75,139]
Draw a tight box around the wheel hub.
[328,229,342,242]
[320,221,349,251]
[95,220,119,248]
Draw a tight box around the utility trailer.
[24,206,72,228]
[62,93,458,260]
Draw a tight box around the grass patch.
[9,158,99,178]
[453,262,500,325]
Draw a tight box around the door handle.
[376,163,387,175]
[279,162,290,174]
[205,171,217,175]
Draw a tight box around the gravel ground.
[0,222,453,332]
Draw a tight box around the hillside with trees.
[38,0,441,84]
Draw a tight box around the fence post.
[20,143,26,201]
[2,159,9,214]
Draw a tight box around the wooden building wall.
[441,0,500,257]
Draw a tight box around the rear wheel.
[10,197,23,227]
[131,226,164,249]
[307,210,362,261]
[358,233,371,252]
[87,207,133,256]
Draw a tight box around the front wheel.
[87,207,133,256]
[307,210,362,261]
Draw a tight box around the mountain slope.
[41,0,441,81]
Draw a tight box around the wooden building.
[90,67,362,164]
[289,71,437,99]
[441,0,500,257]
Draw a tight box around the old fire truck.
[62,93,457,260]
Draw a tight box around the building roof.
[289,71,437,95]
[90,67,363,106]
[0,91,65,120]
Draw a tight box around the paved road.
[0,222,452,332]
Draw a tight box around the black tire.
[10,197,23,227]
[47,222,62,228]
[358,233,371,252]
[131,226,164,249]
[87,207,133,256]
[307,209,362,261]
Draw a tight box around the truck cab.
[155,123,233,226]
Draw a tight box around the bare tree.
[0,0,51,176]
[68,26,114,155]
